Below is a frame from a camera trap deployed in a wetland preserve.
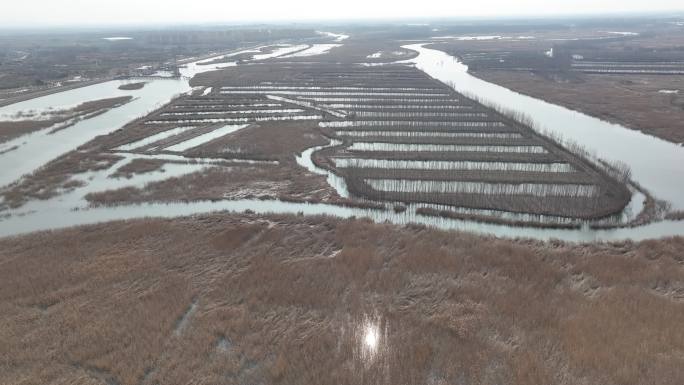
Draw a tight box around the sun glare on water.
[363,323,379,351]
[359,319,382,364]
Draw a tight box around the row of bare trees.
[334,158,575,172]
[323,120,507,128]
[342,173,616,219]
[352,111,488,119]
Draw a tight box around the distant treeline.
[0,27,318,89]
[141,28,316,45]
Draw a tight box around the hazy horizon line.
[1,9,682,32]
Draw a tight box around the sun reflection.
[363,323,379,351]
[359,318,382,364]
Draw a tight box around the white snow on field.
[252,45,309,60]
[195,46,266,65]
[147,115,321,125]
[451,35,502,40]
[605,31,640,36]
[160,109,304,116]
[116,126,197,152]
[0,104,80,121]
[318,31,349,42]
[164,124,249,152]
[103,37,133,41]
[280,44,342,58]
[150,71,175,78]
[432,35,535,41]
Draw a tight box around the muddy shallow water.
[0,79,191,187]
[2,190,683,242]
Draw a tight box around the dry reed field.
[1,213,683,385]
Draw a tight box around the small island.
[118,82,147,90]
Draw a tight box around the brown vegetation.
[187,120,328,162]
[1,213,683,384]
[0,96,133,143]
[190,59,632,223]
[416,206,581,229]
[109,158,165,178]
[73,96,134,114]
[0,152,122,209]
[2,89,342,211]
[288,63,631,220]
[0,120,54,143]
[665,211,684,221]
[82,107,338,205]
[85,162,333,205]
[473,71,684,143]
[117,82,147,90]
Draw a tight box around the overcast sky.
[2,0,682,27]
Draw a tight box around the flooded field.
[0,36,683,241]
[260,64,629,222]
[408,44,684,212]
[163,124,250,152]
[0,79,191,187]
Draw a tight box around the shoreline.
[0,78,113,108]
[469,69,684,145]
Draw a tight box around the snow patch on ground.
[318,31,349,42]
[280,44,342,58]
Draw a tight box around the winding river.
[1,42,683,242]
[406,44,684,211]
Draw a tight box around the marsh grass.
[1,213,683,384]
